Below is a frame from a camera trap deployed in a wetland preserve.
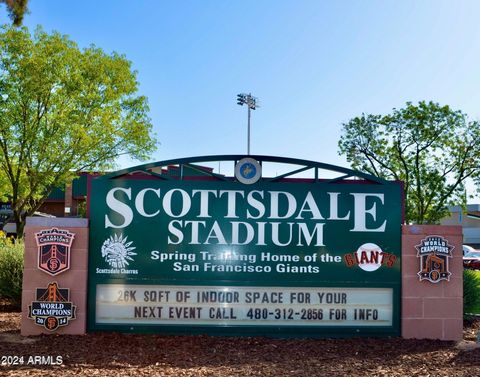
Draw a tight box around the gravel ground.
[1,310,480,377]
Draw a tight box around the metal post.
[247,105,251,155]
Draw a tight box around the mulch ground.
[1,304,480,376]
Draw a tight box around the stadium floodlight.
[236,93,259,155]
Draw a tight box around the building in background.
[440,204,480,248]
[39,172,90,217]
[1,164,219,226]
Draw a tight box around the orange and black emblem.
[415,235,454,283]
[35,228,75,276]
[27,282,76,331]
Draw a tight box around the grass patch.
[0,233,24,309]
[464,269,480,316]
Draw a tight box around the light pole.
[237,93,259,155]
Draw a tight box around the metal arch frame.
[97,155,390,185]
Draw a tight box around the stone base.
[401,225,463,341]
[21,218,88,336]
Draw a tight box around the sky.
[2,0,480,176]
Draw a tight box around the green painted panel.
[72,174,88,197]
[47,187,65,200]
[88,177,402,337]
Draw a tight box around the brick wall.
[402,225,463,341]
[21,217,89,336]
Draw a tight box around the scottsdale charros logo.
[415,235,454,283]
[235,157,262,184]
[96,233,138,275]
[344,243,397,271]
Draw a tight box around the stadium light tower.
[237,93,259,155]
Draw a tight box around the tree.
[1,0,28,26]
[0,25,157,236]
[338,101,480,224]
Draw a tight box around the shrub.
[464,269,480,315]
[0,232,24,306]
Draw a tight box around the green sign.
[88,156,402,337]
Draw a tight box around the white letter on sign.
[135,188,161,217]
[105,187,133,229]
[350,193,386,232]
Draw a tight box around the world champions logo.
[28,282,76,331]
[415,235,454,283]
[35,228,75,276]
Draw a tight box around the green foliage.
[77,200,87,218]
[464,270,480,315]
[338,101,480,224]
[0,233,23,305]
[1,0,28,26]
[0,25,157,235]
